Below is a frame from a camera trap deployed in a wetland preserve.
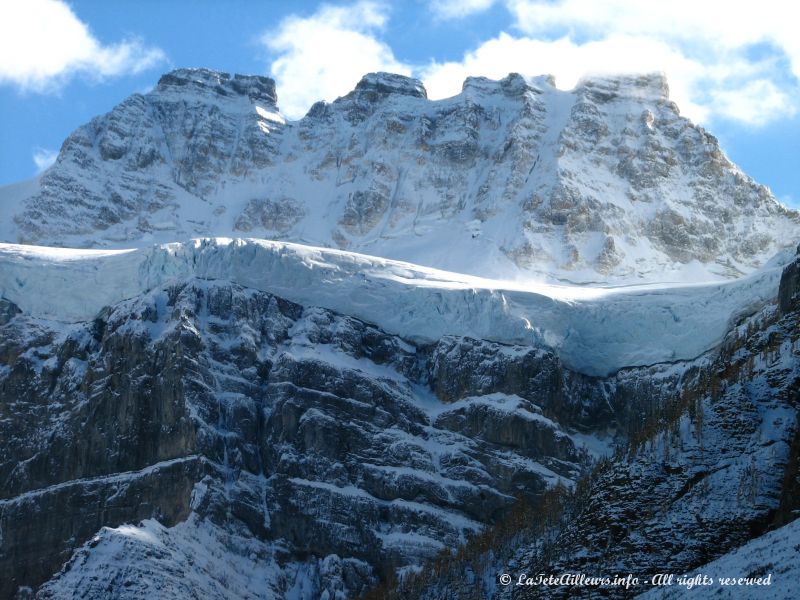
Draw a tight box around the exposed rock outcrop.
[2,280,609,598]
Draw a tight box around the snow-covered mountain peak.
[2,67,798,283]
[350,72,428,100]
[155,67,278,105]
[461,72,534,97]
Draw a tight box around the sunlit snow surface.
[0,238,787,376]
[36,513,331,600]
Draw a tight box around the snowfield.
[0,238,787,376]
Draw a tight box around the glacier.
[0,238,788,377]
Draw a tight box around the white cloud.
[430,0,497,20]
[713,80,795,126]
[265,0,798,126]
[419,33,711,120]
[418,31,800,125]
[0,0,165,93]
[32,147,58,173]
[507,0,800,65]
[497,0,800,125]
[263,1,411,119]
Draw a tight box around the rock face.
[2,68,798,283]
[8,69,282,246]
[512,279,800,600]
[2,280,614,598]
[352,255,800,600]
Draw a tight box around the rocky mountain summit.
[2,68,798,282]
[0,67,798,600]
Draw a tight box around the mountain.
[1,240,797,599]
[1,68,798,283]
[0,68,798,600]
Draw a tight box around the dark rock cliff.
[0,280,610,598]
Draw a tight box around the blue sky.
[1,0,798,207]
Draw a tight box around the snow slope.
[0,238,785,376]
[638,518,800,599]
[36,513,364,600]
